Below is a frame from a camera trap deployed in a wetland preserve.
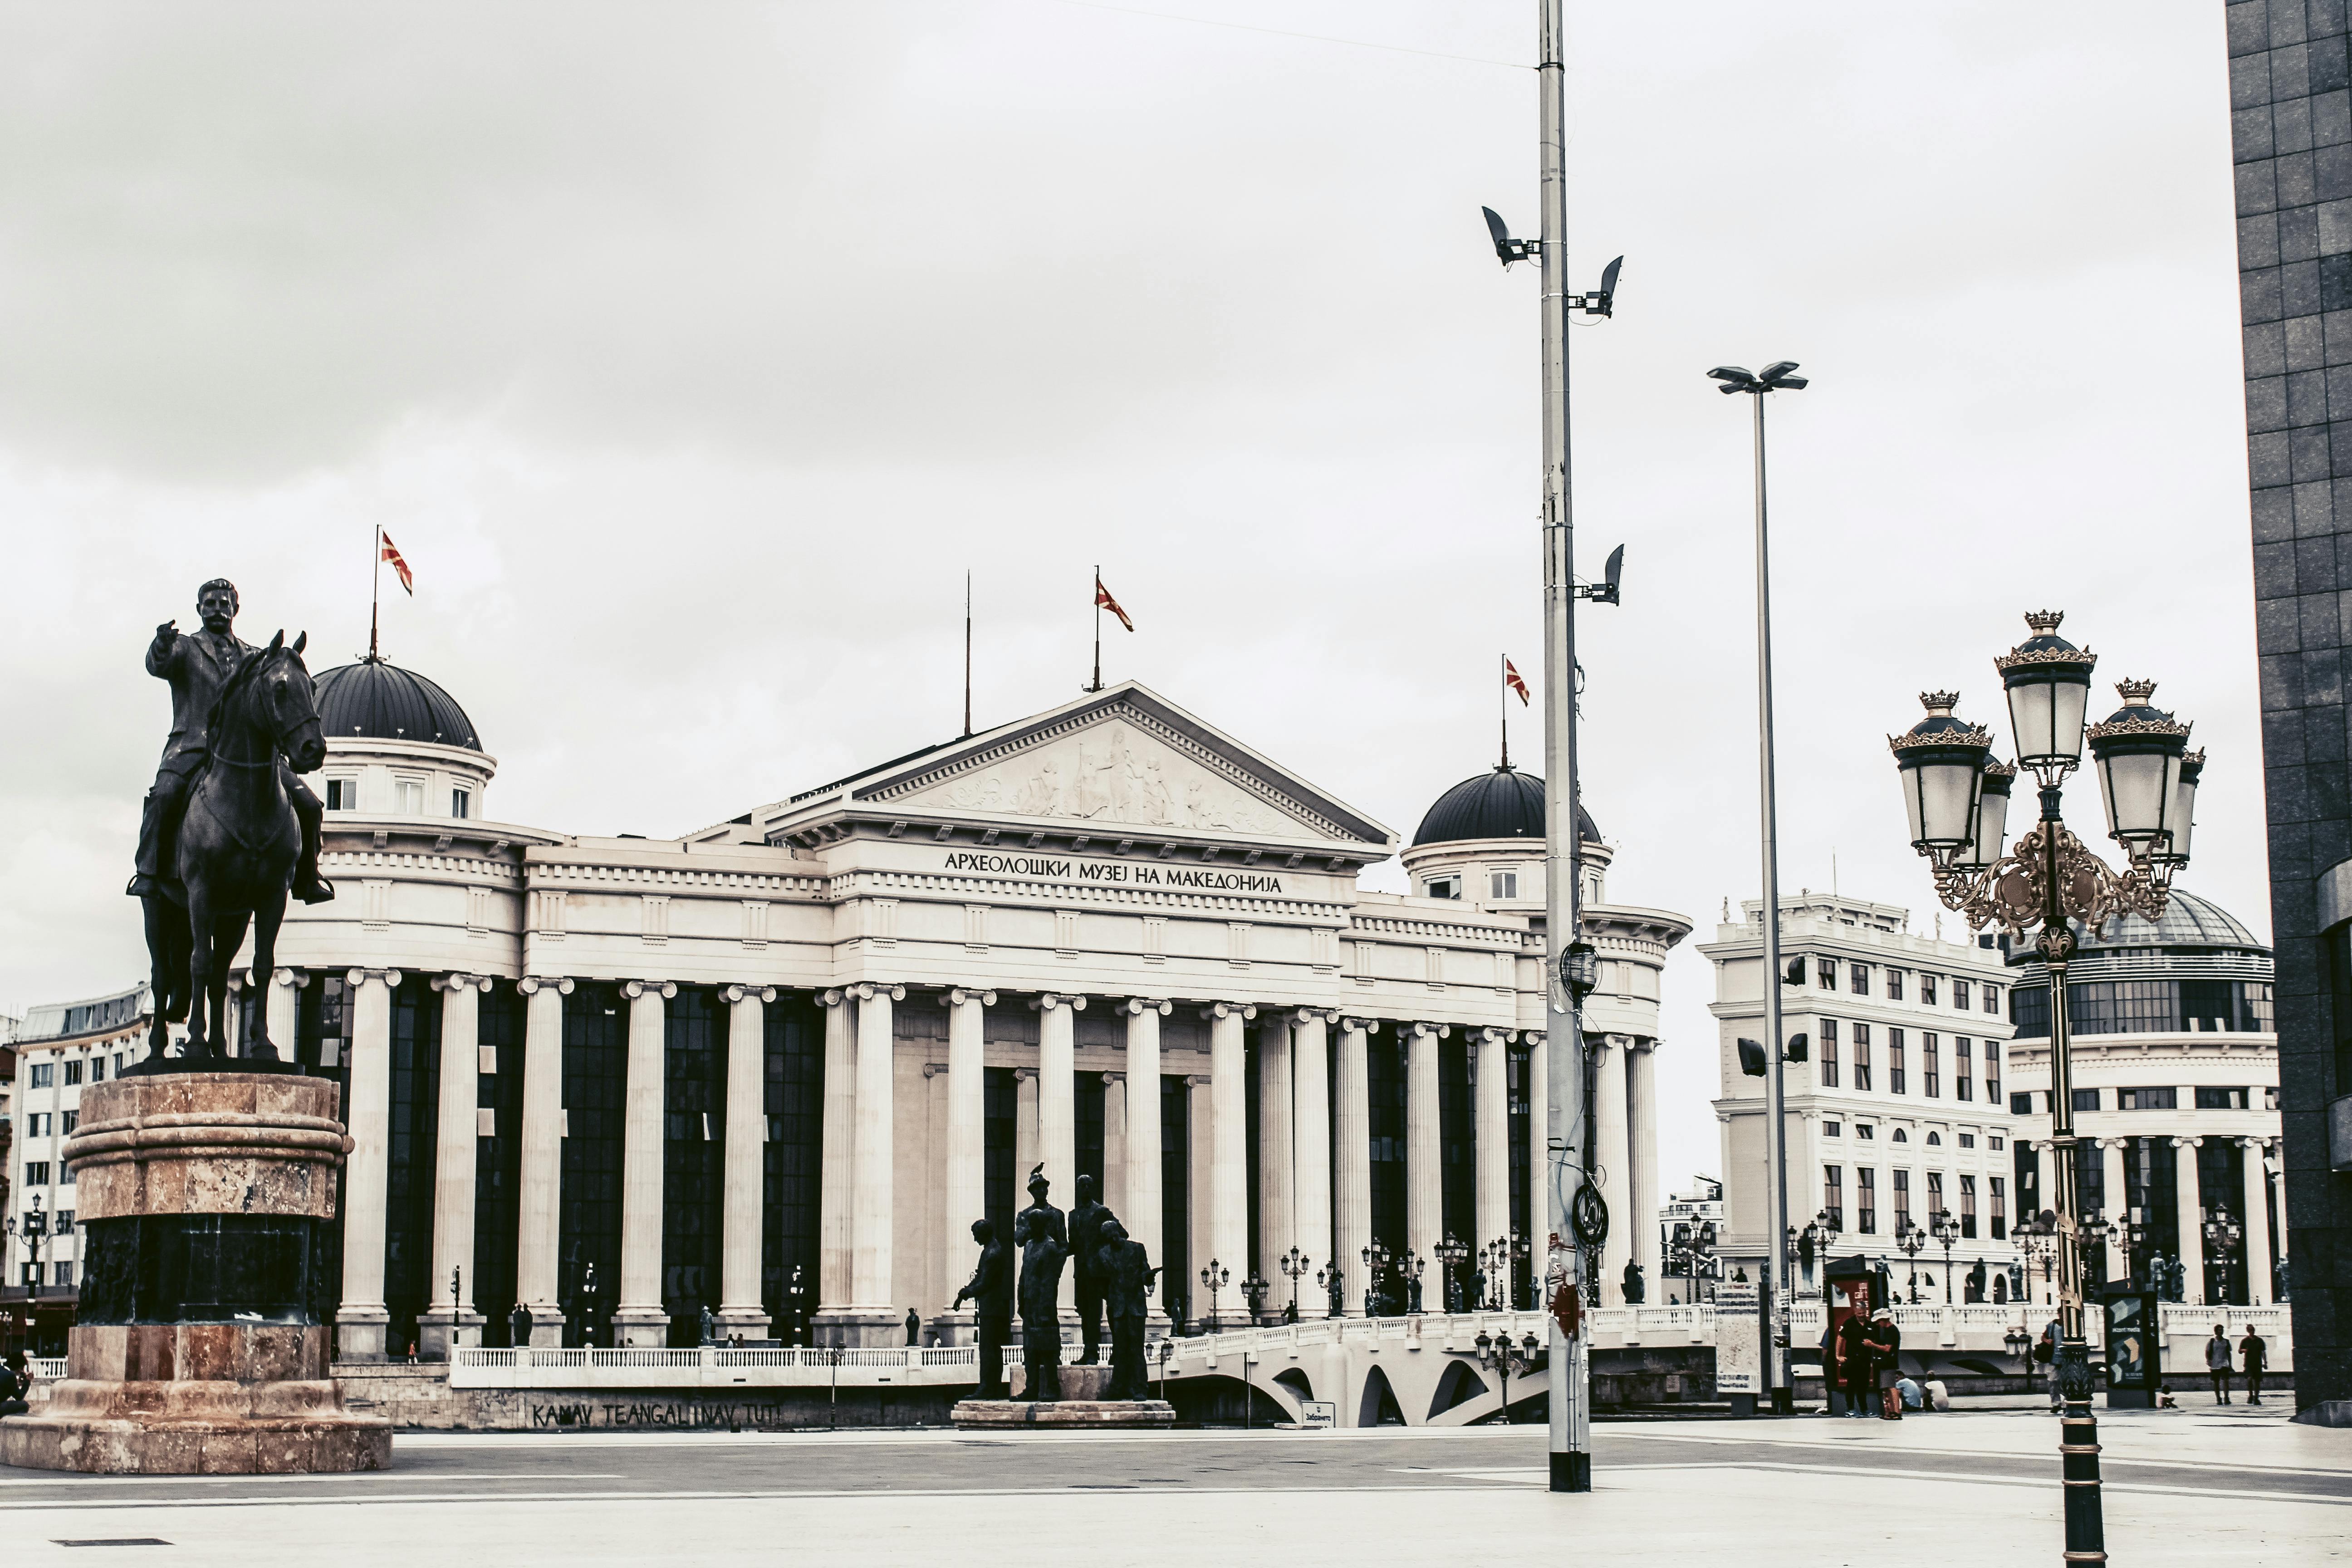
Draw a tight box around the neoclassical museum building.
[8,659,1690,1357]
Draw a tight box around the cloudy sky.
[0,3,2254,1196]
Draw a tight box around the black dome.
[1412,767,1598,847]
[314,659,483,751]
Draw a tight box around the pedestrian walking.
[1837,1310,1874,1420]
[2038,1316,2061,1413]
[2205,1323,2234,1404]
[1864,1308,1903,1420]
[1818,1322,1842,1416]
[2240,1325,2268,1405]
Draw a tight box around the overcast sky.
[0,3,2255,1198]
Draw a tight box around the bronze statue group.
[954,1169,1160,1402]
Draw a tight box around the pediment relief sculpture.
[903,720,1317,838]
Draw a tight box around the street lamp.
[1892,612,2200,1565]
[1475,1328,1544,1426]
[1316,1260,1346,1320]
[2202,1206,2244,1304]
[1666,1220,1718,1305]
[1398,1250,1428,1315]
[1240,1271,1269,1328]
[1434,1235,1471,1314]
[1897,1221,1929,1304]
[2005,1323,2035,1398]
[1709,355,1808,1417]
[1360,1241,1392,1318]
[7,1196,48,1347]
[1278,1247,1310,1324]
[1199,1259,1230,1333]
[1798,1209,1839,1287]
[1481,1234,1529,1311]
[1932,1209,1961,1306]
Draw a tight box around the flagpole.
[1500,653,1510,771]
[369,523,382,662]
[964,570,974,738]
[1089,565,1102,694]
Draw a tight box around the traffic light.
[1783,956,1807,987]
[1738,1039,1767,1077]
[1785,1033,1808,1063]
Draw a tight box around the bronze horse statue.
[137,632,328,1070]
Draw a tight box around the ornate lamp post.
[2201,1206,2244,1305]
[1199,1259,1230,1333]
[1475,1328,1543,1425]
[1398,1250,1428,1315]
[1316,1260,1345,1320]
[2006,1323,2035,1397]
[1666,1220,1718,1305]
[1278,1247,1310,1323]
[1360,1241,1392,1318]
[1434,1235,1471,1314]
[1932,1209,1961,1306]
[1897,1220,1929,1305]
[8,1197,48,1347]
[1481,1234,1529,1310]
[1240,1271,1269,1327]
[784,1264,811,1348]
[1892,611,2200,1567]
[1798,1209,1839,1288]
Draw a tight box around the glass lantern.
[1994,610,2098,781]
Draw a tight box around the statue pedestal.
[0,1073,391,1474]
[951,1399,1176,1430]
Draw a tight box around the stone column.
[1632,1039,1662,1290]
[1188,1073,1215,1303]
[2172,1136,2205,1306]
[717,985,776,1339]
[420,972,490,1357]
[1292,1009,1334,1296]
[1592,1034,1632,1304]
[2101,1138,2131,1284]
[514,975,570,1345]
[1103,1072,1128,1220]
[848,982,904,1334]
[1037,994,1085,1235]
[614,979,676,1347]
[267,967,305,1062]
[1014,1068,1039,1181]
[1474,1027,1513,1272]
[1333,1018,1372,1315]
[943,987,994,1324]
[1527,1031,1549,1254]
[1208,1003,1254,1292]
[1405,1021,1445,1272]
[1121,1000,1171,1268]
[817,990,854,1313]
[336,967,401,1361]
[925,1061,951,1319]
[2241,1137,2274,1306]
[1257,1013,1295,1294]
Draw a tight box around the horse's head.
[215,631,327,773]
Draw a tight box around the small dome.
[2072,887,2263,953]
[1412,766,1598,848]
[314,659,483,752]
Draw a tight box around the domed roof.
[314,659,483,752]
[2073,887,2263,952]
[1412,767,1599,848]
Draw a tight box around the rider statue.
[128,578,333,907]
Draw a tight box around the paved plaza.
[2,1405,2344,1566]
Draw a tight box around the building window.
[1990,1135,2004,1152]
[27,1113,49,1137]
[1852,1023,1873,1092]
[1990,1175,2007,1239]
[29,1063,52,1089]
[1958,1132,1975,1148]
[2011,1092,2034,1115]
[1925,1130,1942,1146]
[1926,1170,1943,1221]
[2193,1086,2248,1110]
[1952,980,1972,1010]
[1889,1028,1907,1095]
[1850,964,1870,995]
[53,1209,73,1234]
[1820,1019,1840,1088]
[62,1059,82,1086]
[2073,1088,2099,1113]
[1857,1124,1875,1139]
[1955,1037,1973,1102]
[61,1110,78,1136]
[1960,1174,1978,1239]
[1857,1168,1877,1235]
[2265,1086,2280,1111]
[1894,1169,1911,1232]
[1983,985,2001,1015]
[1823,1166,1844,1230]
[25,1161,49,1186]
[88,1055,105,1083]
[452,787,472,820]
[1887,970,1905,1001]
[1818,959,1838,989]
[53,1262,74,1287]
[325,778,356,811]
[2117,1086,2178,1111]
[1824,1121,1842,1137]
[1985,1044,2000,1106]
[1892,1127,1909,1142]
[1921,974,1939,1006]
[1426,876,1460,901]
[393,778,426,814]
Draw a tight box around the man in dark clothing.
[1095,1217,1158,1400]
[1069,1174,1115,1366]
[1836,1312,1874,1419]
[2241,1327,2268,1404]
[1863,1309,1903,1418]
[951,1217,1013,1399]
[2207,1324,2234,1404]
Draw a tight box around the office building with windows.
[2002,888,2282,1307]
[112,657,1689,1359]
[1704,893,2019,1302]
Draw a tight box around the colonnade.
[2034,1133,2282,1306]
[302,966,1574,1355]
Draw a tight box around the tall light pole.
[1708,359,1808,1413]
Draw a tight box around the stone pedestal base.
[1011,1362,1122,1401]
[715,1308,773,1342]
[812,1309,906,1348]
[612,1308,670,1348]
[336,1309,390,1363]
[951,1399,1176,1430]
[416,1309,485,1361]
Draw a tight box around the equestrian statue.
[128,578,333,1069]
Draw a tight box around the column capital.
[622,980,678,1000]
[1034,992,1087,1012]
[433,973,494,994]
[1013,1066,1038,1082]
[2237,1135,2270,1151]
[2171,1136,2203,1149]
[1294,1007,1339,1026]
[273,967,311,990]
[1205,1001,1256,1021]
[345,967,404,989]
[1102,1070,1125,1084]
[924,1061,951,1078]
[1521,1030,1545,1048]
[1406,1020,1449,1040]
[721,984,779,1004]
[820,988,846,1007]
[1339,1016,1377,1035]
[1186,1073,1211,1087]
[848,983,905,1003]
[1122,997,1173,1016]
[949,987,999,1007]
[518,975,574,997]
[1475,1025,1512,1045]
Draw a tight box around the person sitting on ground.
[1892,1375,1927,1412]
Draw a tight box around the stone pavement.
[1,1404,2342,1566]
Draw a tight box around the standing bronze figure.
[128,580,333,1068]
[951,1217,1012,1399]
[1014,1166,1068,1401]
[1069,1173,1115,1365]
[1094,1217,1158,1400]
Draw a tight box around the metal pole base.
[1549,1450,1592,1493]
